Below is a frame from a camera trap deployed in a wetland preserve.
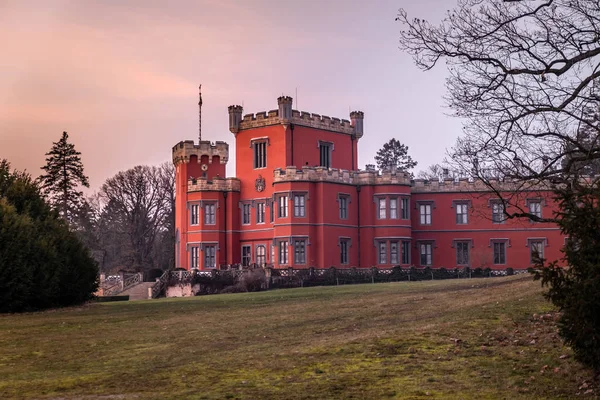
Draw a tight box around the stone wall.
[172,140,229,165]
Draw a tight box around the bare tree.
[98,163,174,272]
[397,0,600,221]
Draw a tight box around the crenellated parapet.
[172,140,229,165]
[273,166,412,186]
[187,176,240,192]
[411,178,552,193]
[229,96,364,138]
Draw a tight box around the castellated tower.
[350,111,364,139]
[228,105,243,134]
[278,96,293,122]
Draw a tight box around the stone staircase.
[119,282,156,301]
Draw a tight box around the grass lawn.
[0,275,596,399]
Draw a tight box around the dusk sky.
[0,0,462,190]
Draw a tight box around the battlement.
[273,166,412,186]
[172,140,229,165]
[232,96,363,137]
[187,176,240,192]
[410,178,552,193]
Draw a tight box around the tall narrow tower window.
[253,142,267,169]
[319,142,332,168]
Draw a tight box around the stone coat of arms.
[255,175,265,192]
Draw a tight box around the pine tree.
[374,138,417,172]
[39,132,89,222]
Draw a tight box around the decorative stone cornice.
[238,109,359,136]
[272,166,412,186]
[187,177,240,192]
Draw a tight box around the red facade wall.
[174,98,565,271]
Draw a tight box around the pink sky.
[0,0,462,190]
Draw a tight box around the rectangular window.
[456,241,470,265]
[419,204,432,225]
[269,201,274,223]
[190,204,199,225]
[529,201,542,220]
[455,203,468,224]
[278,196,288,218]
[419,243,432,266]
[256,245,266,266]
[401,241,410,264]
[204,245,216,269]
[340,239,349,265]
[253,141,267,169]
[492,202,505,224]
[242,203,251,225]
[279,241,289,265]
[339,196,348,220]
[294,195,305,217]
[390,241,399,264]
[190,246,199,268]
[256,202,265,224]
[242,245,251,267]
[294,240,306,264]
[204,203,216,225]
[378,241,387,264]
[319,142,332,168]
[530,240,545,265]
[401,198,410,219]
[493,242,506,265]
[390,198,398,219]
[378,198,387,219]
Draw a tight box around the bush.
[0,161,98,313]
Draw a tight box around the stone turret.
[228,105,243,134]
[350,111,364,139]
[278,96,293,122]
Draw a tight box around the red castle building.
[173,91,565,271]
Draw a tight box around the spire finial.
[198,84,203,142]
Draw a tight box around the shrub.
[506,267,514,276]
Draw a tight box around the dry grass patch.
[0,275,597,399]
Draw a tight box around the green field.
[0,276,596,399]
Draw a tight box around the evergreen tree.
[39,131,89,222]
[374,138,417,172]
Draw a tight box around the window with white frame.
[340,239,350,265]
[492,202,505,224]
[279,241,289,265]
[401,241,410,264]
[390,241,399,264]
[204,203,216,225]
[253,141,267,169]
[204,245,216,268]
[455,203,468,224]
[419,242,432,266]
[242,203,251,225]
[242,245,251,266]
[455,241,470,265]
[278,195,288,218]
[378,241,387,264]
[319,142,332,168]
[401,198,410,219]
[294,195,305,217]
[256,202,265,224]
[419,204,432,225]
[390,198,398,219]
[190,246,199,268]
[529,201,542,220]
[378,198,387,219]
[256,245,266,266]
[493,242,506,265]
[530,240,545,265]
[294,240,306,264]
[190,204,199,225]
[339,195,348,220]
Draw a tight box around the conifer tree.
[374,138,417,172]
[39,131,89,222]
